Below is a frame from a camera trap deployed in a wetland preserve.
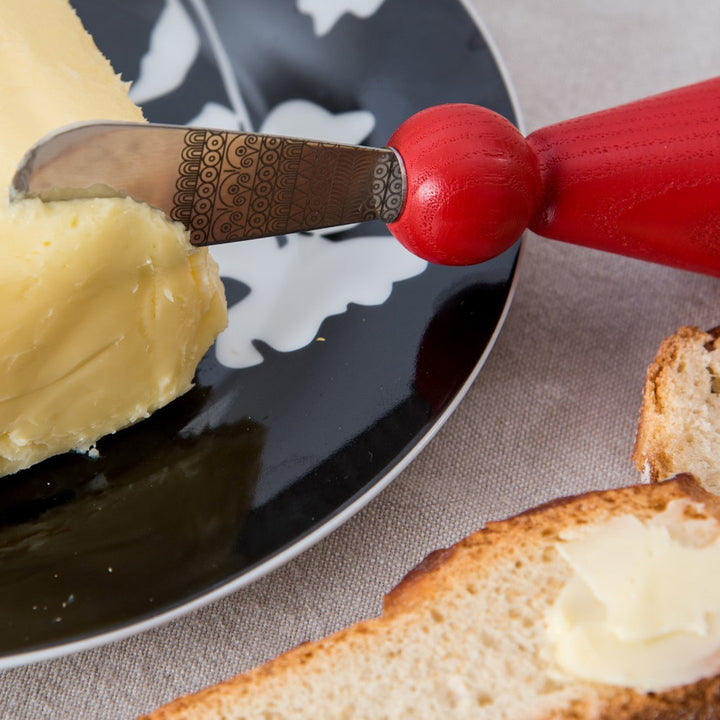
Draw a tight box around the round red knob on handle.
[388,77,720,276]
[387,104,540,265]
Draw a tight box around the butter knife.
[11,76,720,275]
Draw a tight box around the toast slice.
[633,326,720,492]
[139,476,720,720]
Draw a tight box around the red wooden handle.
[387,77,720,275]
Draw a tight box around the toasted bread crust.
[140,477,720,720]
[633,326,720,485]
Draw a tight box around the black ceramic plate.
[0,0,521,666]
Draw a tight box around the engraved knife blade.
[10,121,406,246]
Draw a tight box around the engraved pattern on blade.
[170,130,404,245]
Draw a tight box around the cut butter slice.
[0,0,227,476]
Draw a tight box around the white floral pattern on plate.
[297,0,387,36]
[129,0,200,104]
[130,0,426,369]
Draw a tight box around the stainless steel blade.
[10,121,406,246]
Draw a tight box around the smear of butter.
[547,500,720,692]
[0,0,226,475]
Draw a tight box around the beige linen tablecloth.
[2,1,720,717]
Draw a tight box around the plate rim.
[0,0,525,671]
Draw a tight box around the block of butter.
[0,0,227,476]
